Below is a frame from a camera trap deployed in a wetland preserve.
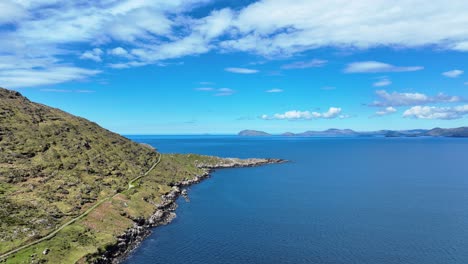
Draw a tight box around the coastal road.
[0,153,162,261]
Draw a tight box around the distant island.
[238,130,272,136]
[238,128,468,138]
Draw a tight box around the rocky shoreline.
[90,158,285,264]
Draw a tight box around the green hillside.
[0,88,259,263]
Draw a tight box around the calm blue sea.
[124,136,468,264]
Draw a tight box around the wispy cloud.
[199,81,214,85]
[195,87,235,96]
[194,87,215,91]
[403,105,468,120]
[345,61,423,73]
[265,88,283,93]
[261,107,344,120]
[442,69,464,78]
[373,78,392,87]
[40,89,71,93]
[281,59,327,69]
[369,90,462,107]
[375,106,397,116]
[76,90,95,93]
[452,42,468,51]
[215,88,235,96]
[0,66,100,88]
[225,67,259,74]
[40,89,95,93]
[220,2,468,56]
[107,61,147,69]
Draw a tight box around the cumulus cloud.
[281,59,327,69]
[261,107,343,120]
[265,88,283,93]
[373,78,392,87]
[80,48,103,62]
[225,67,259,74]
[375,106,397,116]
[108,47,130,57]
[442,69,464,78]
[345,61,423,73]
[403,105,468,120]
[370,90,462,107]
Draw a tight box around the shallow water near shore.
[124,136,468,264]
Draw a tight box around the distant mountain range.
[238,127,468,138]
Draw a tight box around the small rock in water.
[181,189,189,202]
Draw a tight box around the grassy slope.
[0,88,225,263]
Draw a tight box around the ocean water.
[124,136,468,264]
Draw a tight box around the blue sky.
[1,0,468,134]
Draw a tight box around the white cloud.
[0,1,27,24]
[452,42,468,51]
[370,90,462,107]
[403,105,468,120]
[40,89,71,93]
[4,0,468,88]
[262,107,342,120]
[442,69,464,78]
[107,61,147,69]
[345,61,423,73]
[0,0,209,88]
[40,89,96,93]
[108,47,129,57]
[0,66,100,88]
[220,0,468,56]
[194,87,214,91]
[225,67,259,74]
[195,87,235,96]
[375,106,397,116]
[215,88,235,96]
[265,88,283,93]
[281,59,327,69]
[373,78,392,87]
[80,48,103,62]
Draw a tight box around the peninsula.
[0,88,283,263]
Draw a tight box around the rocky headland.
[91,158,285,264]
